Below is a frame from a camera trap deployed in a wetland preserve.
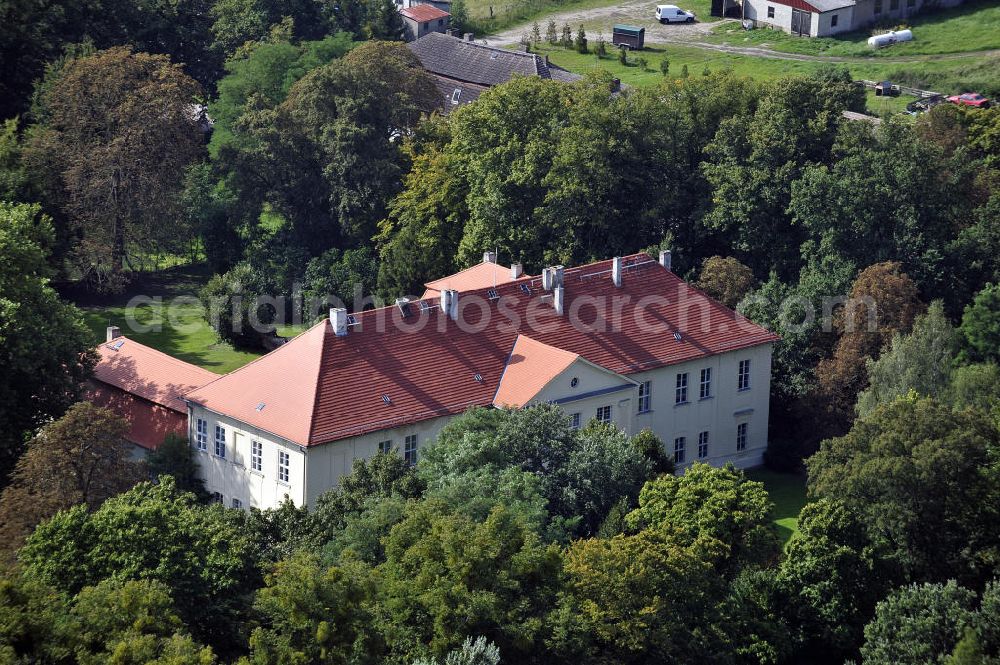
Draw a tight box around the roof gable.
[422,261,528,298]
[493,335,579,407]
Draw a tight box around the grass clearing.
[538,41,1000,98]
[707,0,1000,57]
[746,468,809,544]
[76,264,308,374]
[472,0,719,34]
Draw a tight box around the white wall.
[192,343,774,510]
[188,406,306,509]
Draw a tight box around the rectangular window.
[278,450,290,483]
[378,440,393,454]
[831,13,838,26]
[738,359,751,391]
[767,5,774,18]
[404,434,418,465]
[195,419,207,451]
[251,440,262,472]
[890,0,898,9]
[674,437,686,464]
[231,498,242,509]
[700,368,712,399]
[737,423,748,451]
[698,431,709,458]
[675,373,688,404]
[596,405,612,424]
[214,425,226,458]
[210,492,223,504]
[906,0,914,6]
[874,0,882,13]
[638,381,652,413]
[570,413,582,429]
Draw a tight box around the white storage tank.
[868,29,914,48]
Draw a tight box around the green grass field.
[746,468,808,544]
[472,0,719,35]
[707,0,1000,57]
[79,265,307,374]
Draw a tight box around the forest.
[2,0,1000,662]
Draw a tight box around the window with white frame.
[596,405,612,424]
[378,440,393,454]
[570,413,582,429]
[278,450,290,483]
[698,431,709,458]
[195,419,207,451]
[251,440,262,472]
[738,359,751,391]
[767,5,775,17]
[214,425,226,458]
[638,381,652,413]
[404,434,418,465]
[737,422,748,451]
[231,498,242,509]
[700,368,712,399]
[674,436,686,464]
[675,373,688,404]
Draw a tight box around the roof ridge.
[306,323,331,445]
[424,260,512,287]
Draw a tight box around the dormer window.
[451,88,462,104]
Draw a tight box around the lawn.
[537,41,1000,98]
[706,0,1000,57]
[77,264,307,374]
[745,468,809,544]
[472,0,720,36]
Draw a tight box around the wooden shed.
[612,24,645,50]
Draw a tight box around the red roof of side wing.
[185,254,779,447]
[401,4,450,21]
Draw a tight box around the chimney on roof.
[553,265,564,288]
[330,308,348,336]
[106,326,121,342]
[483,250,497,264]
[541,267,553,290]
[440,289,459,321]
[659,249,672,271]
[511,262,523,279]
[612,256,623,287]
[464,32,474,41]
[554,285,565,315]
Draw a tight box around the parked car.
[655,4,695,23]
[947,92,991,109]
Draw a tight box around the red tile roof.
[184,254,779,447]
[494,335,579,408]
[421,261,529,298]
[401,4,450,21]
[93,337,219,412]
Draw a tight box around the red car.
[947,92,991,109]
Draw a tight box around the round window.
[570,377,579,388]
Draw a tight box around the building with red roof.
[184,252,778,509]
[399,4,450,42]
[87,329,219,453]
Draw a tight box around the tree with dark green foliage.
[777,498,889,660]
[200,261,280,350]
[146,435,208,501]
[807,396,1000,588]
[303,246,379,315]
[575,25,588,53]
[246,551,381,664]
[561,23,573,48]
[180,163,243,274]
[375,500,562,663]
[419,405,653,538]
[960,283,1000,365]
[0,203,96,485]
[546,19,558,44]
[860,581,980,665]
[532,21,541,45]
[365,0,406,40]
[618,47,628,65]
[660,55,670,75]
[450,0,470,32]
[19,477,262,658]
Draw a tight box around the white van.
[655,4,695,22]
